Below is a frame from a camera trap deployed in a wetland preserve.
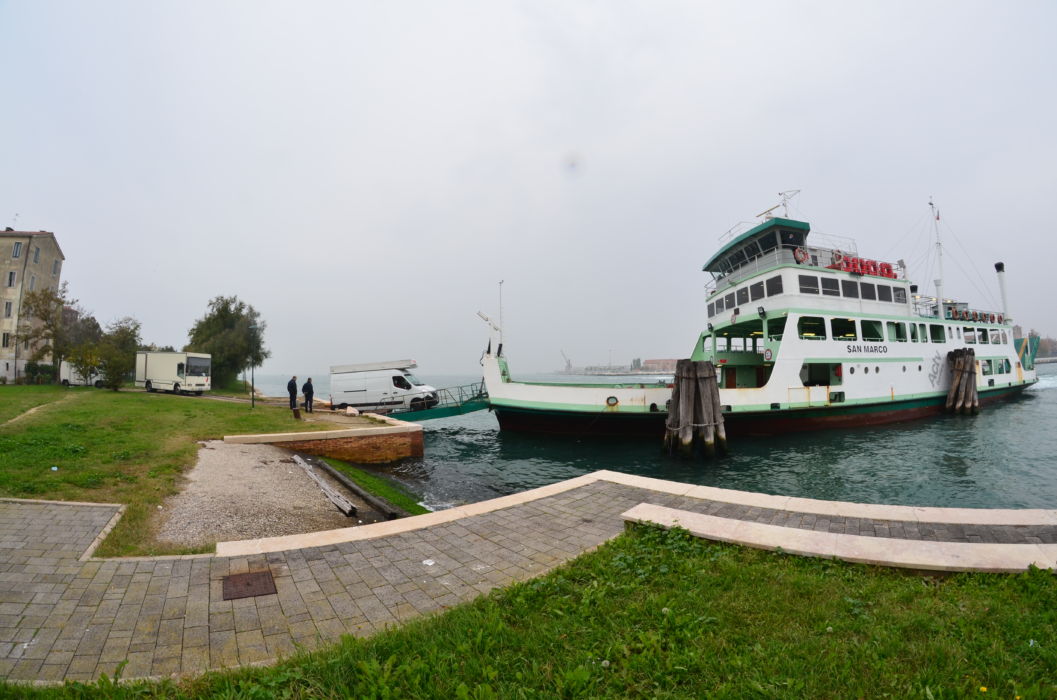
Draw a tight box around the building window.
[841,280,859,298]
[5,271,14,287]
[29,275,36,291]
[52,260,60,275]
[765,275,783,296]
[1,333,8,348]
[3,301,10,318]
[33,246,40,264]
[11,242,21,258]
[798,275,819,294]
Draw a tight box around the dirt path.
[154,440,386,548]
[0,392,79,428]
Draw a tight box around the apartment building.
[1,228,65,381]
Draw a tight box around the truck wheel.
[94,380,103,388]
[145,381,153,392]
[172,383,181,395]
[61,379,69,387]
[195,391,203,396]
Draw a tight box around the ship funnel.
[995,262,1010,323]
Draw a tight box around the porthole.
[918,365,922,371]
[849,367,855,374]
[875,366,880,374]
[864,367,869,374]
[902,366,906,373]
[606,396,619,406]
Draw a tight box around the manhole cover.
[222,571,277,600]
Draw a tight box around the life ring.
[998,314,1004,324]
[961,310,969,320]
[793,247,809,264]
[989,313,996,323]
[972,311,979,322]
[832,251,844,267]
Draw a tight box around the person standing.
[287,376,297,409]
[302,377,314,413]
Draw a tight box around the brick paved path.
[2,478,1054,684]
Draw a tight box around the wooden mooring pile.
[945,348,979,414]
[664,359,727,457]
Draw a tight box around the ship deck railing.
[386,382,489,421]
[708,241,862,295]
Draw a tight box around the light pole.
[248,324,258,409]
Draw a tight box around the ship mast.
[930,198,944,318]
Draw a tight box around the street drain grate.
[222,571,277,600]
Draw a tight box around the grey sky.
[2,1,1054,375]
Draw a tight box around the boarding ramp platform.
[389,382,489,421]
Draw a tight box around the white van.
[59,361,102,388]
[135,351,212,395]
[329,359,439,412]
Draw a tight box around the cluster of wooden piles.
[946,348,980,414]
[664,359,727,457]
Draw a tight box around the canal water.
[254,365,1057,510]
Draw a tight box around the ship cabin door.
[715,318,772,389]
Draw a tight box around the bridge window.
[820,277,840,296]
[893,288,907,304]
[759,233,778,254]
[930,324,945,342]
[841,280,859,298]
[798,316,827,340]
[831,318,857,340]
[861,319,884,342]
[750,281,764,301]
[737,287,749,305]
[708,302,715,317]
[860,282,877,300]
[886,321,907,342]
[877,285,893,302]
[765,275,783,296]
[798,275,819,294]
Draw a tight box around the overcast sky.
[2,1,1055,375]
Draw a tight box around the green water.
[368,365,1057,511]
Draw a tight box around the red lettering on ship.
[830,255,898,279]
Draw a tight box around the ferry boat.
[482,205,1040,436]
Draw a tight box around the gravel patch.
[155,440,382,548]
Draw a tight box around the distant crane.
[560,350,572,373]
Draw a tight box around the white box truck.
[135,351,211,395]
[329,359,439,412]
[59,361,102,388]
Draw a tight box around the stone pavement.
[2,471,1056,684]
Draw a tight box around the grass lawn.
[0,384,68,424]
[18,524,1057,698]
[0,385,333,556]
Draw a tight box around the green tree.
[17,282,76,375]
[185,296,269,387]
[67,342,101,386]
[97,317,141,390]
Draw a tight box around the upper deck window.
[877,285,893,302]
[861,319,884,342]
[708,302,715,317]
[887,321,907,342]
[798,275,819,294]
[820,278,840,296]
[893,288,907,304]
[978,328,989,344]
[779,229,806,249]
[765,276,783,296]
[724,293,735,309]
[929,324,945,342]
[759,233,778,254]
[841,280,858,298]
[737,287,749,305]
[860,282,877,300]
[750,281,764,301]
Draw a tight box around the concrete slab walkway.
[2,470,1055,685]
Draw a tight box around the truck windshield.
[404,372,425,386]
[186,357,211,377]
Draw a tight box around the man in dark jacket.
[287,376,297,409]
[302,378,314,412]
